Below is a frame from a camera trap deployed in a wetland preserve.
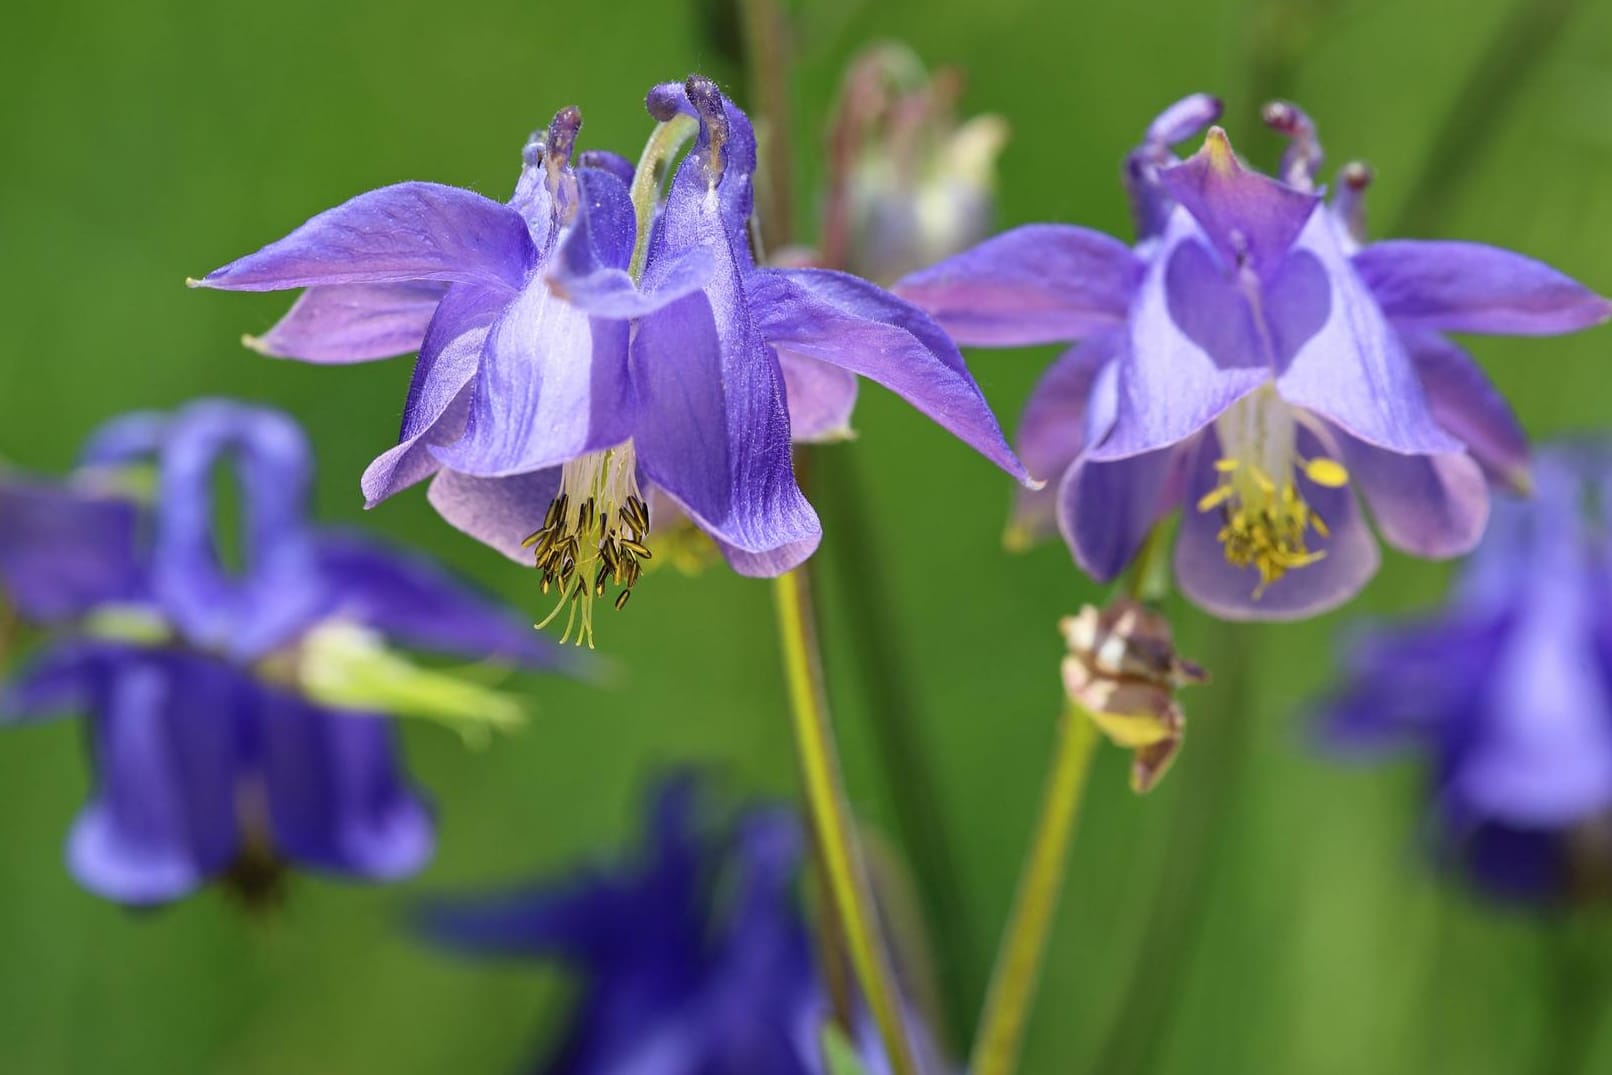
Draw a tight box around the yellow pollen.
[1196,456,1349,596]
[524,444,650,648]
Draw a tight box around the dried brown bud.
[1060,599,1206,793]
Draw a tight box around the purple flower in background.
[416,777,946,1075]
[898,96,1610,620]
[0,400,563,906]
[194,80,1026,645]
[1315,446,1612,903]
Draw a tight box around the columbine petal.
[1271,211,1461,455]
[78,411,170,466]
[430,276,633,477]
[1341,435,1489,558]
[256,684,434,881]
[192,182,534,292]
[891,224,1141,346]
[426,467,562,564]
[749,267,1027,481]
[67,651,244,905]
[1405,331,1530,491]
[244,282,447,363]
[313,532,563,665]
[1010,334,1120,544]
[153,402,324,660]
[361,285,506,505]
[0,476,143,622]
[1175,433,1380,619]
[632,292,820,576]
[777,352,858,443]
[1090,212,1268,461]
[1354,240,1612,336]
[1057,440,1191,581]
[1158,127,1320,274]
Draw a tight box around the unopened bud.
[1060,599,1206,793]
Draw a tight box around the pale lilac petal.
[556,246,715,319]
[777,352,858,442]
[426,468,561,564]
[1056,440,1191,581]
[361,285,505,505]
[431,278,632,478]
[194,182,534,292]
[1158,129,1321,273]
[749,268,1026,480]
[257,685,434,881]
[1405,331,1530,491]
[1009,334,1118,544]
[245,282,447,364]
[891,224,1141,346]
[1354,240,1612,335]
[1089,211,1268,461]
[632,292,820,576]
[1175,432,1381,620]
[1341,435,1490,558]
[1272,211,1461,456]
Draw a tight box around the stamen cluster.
[525,447,652,648]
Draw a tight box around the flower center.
[1195,388,1349,594]
[525,443,651,648]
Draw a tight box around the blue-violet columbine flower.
[0,400,564,905]
[897,95,1610,620]
[1315,445,1612,904]
[193,79,1027,645]
[416,777,946,1074]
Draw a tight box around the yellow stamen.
[525,443,650,648]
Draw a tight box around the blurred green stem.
[815,447,980,1044]
[738,0,795,248]
[1541,917,1607,1075]
[969,708,1101,1075]
[772,566,919,1075]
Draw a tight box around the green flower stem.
[772,566,918,1075]
[968,708,1100,1075]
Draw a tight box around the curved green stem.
[772,566,918,1075]
[627,114,698,281]
[969,708,1101,1075]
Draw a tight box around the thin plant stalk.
[772,565,920,1075]
[968,709,1101,1075]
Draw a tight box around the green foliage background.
[2,0,1611,1070]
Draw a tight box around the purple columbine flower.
[897,95,1610,620]
[193,81,1026,645]
[1314,446,1612,904]
[416,777,947,1075]
[0,400,563,906]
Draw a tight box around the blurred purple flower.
[897,96,1610,620]
[1315,446,1612,904]
[194,81,1026,645]
[416,777,947,1075]
[0,400,563,906]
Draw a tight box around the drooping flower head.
[194,81,1027,646]
[1314,445,1612,904]
[898,96,1610,620]
[0,400,563,905]
[820,43,1008,285]
[415,777,947,1074]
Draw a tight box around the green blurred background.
[3,0,1612,1070]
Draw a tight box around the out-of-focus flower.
[195,83,1027,645]
[0,400,563,906]
[898,96,1610,621]
[416,777,948,1074]
[821,43,1008,286]
[1060,599,1206,792]
[1315,445,1612,904]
